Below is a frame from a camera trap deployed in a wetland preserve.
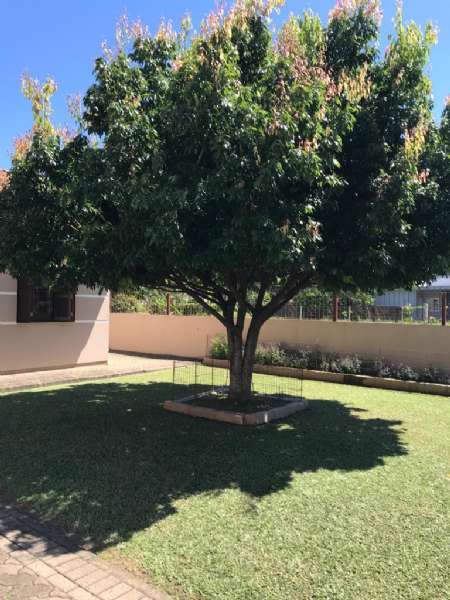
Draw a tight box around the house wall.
[416,291,448,316]
[374,289,418,307]
[110,312,450,372]
[0,273,109,374]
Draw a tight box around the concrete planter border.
[203,358,450,397]
[164,387,308,425]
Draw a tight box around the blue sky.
[1,0,448,168]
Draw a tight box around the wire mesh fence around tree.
[171,360,304,402]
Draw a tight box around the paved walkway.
[0,353,176,393]
[0,504,169,600]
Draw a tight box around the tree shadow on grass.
[0,379,407,551]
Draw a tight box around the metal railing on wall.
[275,294,449,325]
[114,291,450,326]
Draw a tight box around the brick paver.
[0,504,170,600]
[0,353,176,392]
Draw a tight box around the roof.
[418,276,450,291]
[0,169,9,191]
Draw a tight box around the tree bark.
[226,318,262,405]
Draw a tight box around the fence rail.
[114,291,450,325]
[275,297,449,325]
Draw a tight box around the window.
[17,279,75,323]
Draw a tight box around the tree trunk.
[227,319,261,405]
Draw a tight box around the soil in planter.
[187,392,297,414]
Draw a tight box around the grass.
[0,369,449,599]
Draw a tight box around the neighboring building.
[0,273,109,374]
[375,277,450,320]
[0,169,8,190]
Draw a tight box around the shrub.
[307,351,329,371]
[402,304,414,321]
[210,336,229,360]
[338,355,362,375]
[393,363,419,381]
[111,292,145,313]
[281,346,311,369]
[329,354,341,373]
[420,367,449,384]
[255,344,287,366]
[367,359,392,378]
[208,339,448,386]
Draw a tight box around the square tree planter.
[164,388,308,425]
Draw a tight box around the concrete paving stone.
[25,541,60,556]
[11,532,43,544]
[87,576,121,596]
[4,556,22,567]
[0,536,16,552]
[18,583,54,598]
[35,545,69,559]
[114,591,144,600]
[68,587,99,600]
[0,571,35,587]
[0,352,175,392]
[57,559,87,575]
[76,569,110,588]
[0,528,23,541]
[0,563,23,576]
[98,582,132,600]
[72,551,94,562]
[0,503,169,600]
[47,574,78,593]
[9,549,36,564]
[43,553,82,568]
[64,563,99,582]
[27,560,59,579]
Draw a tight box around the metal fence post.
[172,360,176,401]
[332,294,339,322]
[441,292,447,326]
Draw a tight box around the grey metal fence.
[140,292,450,325]
[276,298,449,324]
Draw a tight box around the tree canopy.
[1,0,449,402]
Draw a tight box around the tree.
[0,77,96,288]
[1,0,449,404]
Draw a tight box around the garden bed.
[203,358,450,397]
[164,388,308,425]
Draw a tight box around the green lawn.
[1,369,449,599]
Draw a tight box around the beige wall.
[110,313,224,359]
[0,274,109,374]
[110,312,450,371]
[258,319,450,371]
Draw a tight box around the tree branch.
[171,275,228,325]
[257,271,313,323]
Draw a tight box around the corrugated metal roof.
[418,276,450,291]
[0,169,9,191]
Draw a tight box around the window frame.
[16,278,76,323]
